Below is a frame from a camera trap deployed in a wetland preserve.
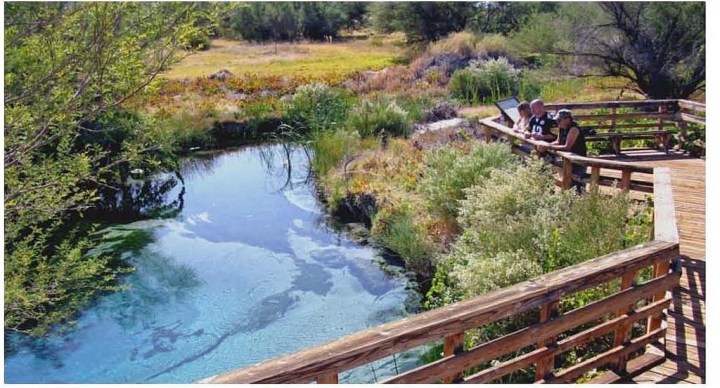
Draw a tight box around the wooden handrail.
[653,167,679,244]
[544,99,679,111]
[480,114,668,191]
[573,112,676,122]
[202,240,677,384]
[678,112,705,126]
[677,99,705,113]
[480,116,655,172]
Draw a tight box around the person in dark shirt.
[526,99,557,142]
[536,109,588,193]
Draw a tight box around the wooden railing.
[203,240,679,384]
[200,99,687,384]
[542,99,704,153]
[202,160,680,383]
[480,116,656,193]
[543,99,705,130]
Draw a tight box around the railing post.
[611,137,622,155]
[561,157,573,190]
[620,169,631,192]
[648,260,671,333]
[677,120,688,153]
[442,332,465,383]
[483,124,493,143]
[658,104,667,132]
[590,166,600,192]
[317,373,339,384]
[612,270,637,373]
[535,300,560,381]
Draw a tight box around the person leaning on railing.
[526,99,557,142]
[512,101,532,134]
[535,109,588,193]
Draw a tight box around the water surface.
[4,145,421,383]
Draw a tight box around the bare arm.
[548,127,579,151]
[531,130,557,141]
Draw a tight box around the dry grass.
[164,38,404,79]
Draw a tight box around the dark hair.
[517,102,531,114]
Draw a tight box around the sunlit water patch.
[4,145,422,383]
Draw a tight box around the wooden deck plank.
[621,156,705,384]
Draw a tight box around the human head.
[555,109,573,128]
[517,102,531,118]
[530,99,545,117]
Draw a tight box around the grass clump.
[152,108,217,150]
[449,57,521,104]
[284,83,354,133]
[427,31,479,57]
[346,97,410,138]
[419,142,518,218]
[309,129,364,177]
[371,205,436,276]
[475,33,516,58]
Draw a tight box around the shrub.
[428,31,479,57]
[371,205,435,276]
[428,158,650,304]
[422,101,458,123]
[369,36,384,47]
[4,225,129,335]
[178,24,211,51]
[308,129,361,176]
[284,83,354,133]
[153,109,215,150]
[346,97,410,138]
[475,33,515,58]
[509,13,560,56]
[423,160,651,378]
[419,142,518,218]
[449,57,520,104]
[395,93,436,123]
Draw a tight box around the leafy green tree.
[368,2,476,42]
[4,2,201,334]
[227,2,360,42]
[467,2,558,35]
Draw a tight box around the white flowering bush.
[428,158,650,306]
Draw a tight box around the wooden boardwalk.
[600,150,706,384]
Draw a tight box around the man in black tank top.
[536,109,587,193]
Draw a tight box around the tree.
[467,2,558,35]
[226,2,358,42]
[4,2,202,334]
[368,2,476,42]
[570,2,705,99]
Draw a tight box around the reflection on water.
[4,144,422,383]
